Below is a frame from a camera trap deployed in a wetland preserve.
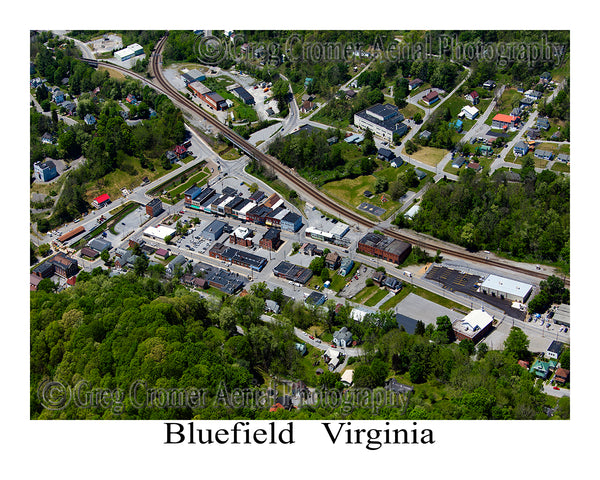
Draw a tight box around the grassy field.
[168,168,210,197]
[351,284,381,304]
[364,288,390,307]
[403,146,447,167]
[551,162,570,173]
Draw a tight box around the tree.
[434,315,454,344]
[133,254,149,277]
[309,256,325,276]
[374,177,388,194]
[503,327,530,360]
[458,339,475,356]
[414,320,426,336]
[413,112,423,124]
[37,278,57,293]
[476,342,489,360]
[100,249,110,264]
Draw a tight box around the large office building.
[354,103,408,142]
[357,232,412,265]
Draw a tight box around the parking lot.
[394,292,462,327]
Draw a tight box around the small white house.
[460,105,479,120]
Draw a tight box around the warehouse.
[232,86,255,105]
[114,43,144,61]
[357,232,411,265]
[205,92,227,110]
[479,274,533,303]
[273,261,313,285]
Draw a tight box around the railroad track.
[82,36,569,287]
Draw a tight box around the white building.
[480,274,533,303]
[341,369,354,386]
[354,103,408,142]
[114,43,144,62]
[143,225,176,242]
[460,105,480,120]
[329,222,350,239]
[350,307,373,323]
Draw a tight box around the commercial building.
[33,160,58,182]
[546,340,564,360]
[181,68,206,85]
[232,86,255,105]
[92,193,111,209]
[49,252,79,279]
[329,222,349,239]
[357,232,412,265]
[354,103,408,142]
[205,92,227,110]
[305,291,326,307]
[273,261,313,285]
[145,198,164,217]
[280,212,303,232]
[88,237,112,253]
[229,226,253,247]
[57,226,85,244]
[491,113,519,130]
[114,43,144,61]
[143,225,176,242]
[201,219,228,242]
[259,228,282,251]
[452,309,494,344]
[479,274,533,303]
[209,243,267,271]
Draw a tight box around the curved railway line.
[81,35,568,287]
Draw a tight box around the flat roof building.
[452,309,494,344]
[201,219,227,242]
[143,225,176,242]
[357,232,411,265]
[480,274,533,303]
[354,103,408,141]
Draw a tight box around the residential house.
[554,368,569,384]
[84,114,96,125]
[467,162,482,172]
[165,150,178,164]
[452,156,467,168]
[526,129,541,141]
[52,90,65,104]
[519,97,535,108]
[482,80,496,90]
[408,78,423,90]
[529,359,558,379]
[513,141,530,157]
[420,130,431,141]
[422,90,439,106]
[534,148,554,161]
[339,257,354,276]
[300,100,315,113]
[325,251,341,270]
[465,91,480,104]
[536,117,550,130]
[557,153,570,163]
[41,132,55,145]
[333,327,353,348]
[460,105,479,120]
[265,299,280,314]
[385,378,414,395]
[524,89,543,101]
[166,254,187,275]
[377,148,395,162]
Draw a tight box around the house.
[482,80,496,90]
[529,359,557,379]
[165,150,178,164]
[265,299,280,314]
[30,273,43,291]
[478,145,493,156]
[491,114,519,130]
[519,97,535,108]
[414,168,427,180]
[467,162,483,172]
[333,327,353,348]
[30,77,43,88]
[339,257,354,276]
[344,89,356,99]
[449,119,463,133]
[41,132,55,145]
[294,343,307,356]
[460,105,479,120]
[33,160,58,182]
[536,117,550,130]
[557,153,570,163]
[166,254,187,275]
[546,340,564,360]
[511,106,523,117]
[125,93,137,104]
[465,91,480,104]
[62,101,77,115]
[84,114,96,125]
[524,89,543,101]
[540,72,552,84]
[300,100,315,113]
[52,90,65,104]
[377,148,395,162]
[420,130,431,141]
[526,129,541,141]
[327,136,338,145]
[324,348,341,371]
[325,251,341,270]
[554,368,569,384]
[422,90,439,106]
[372,270,385,285]
[174,144,187,159]
[154,248,170,260]
[452,156,467,168]
[383,275,402,291]
[340,370,354,386]
[408,78,423,90]
[534,149,554,161]
[518,360,530,369]
[513,141,529,156]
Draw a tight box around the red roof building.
[422,90,440,105]
[92,193,111,208]
[492,113,519,129]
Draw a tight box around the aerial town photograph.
[28,27,573,430]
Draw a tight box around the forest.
[395,164,569,267]
[31,273,568,420]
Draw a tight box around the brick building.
[357,233,411,265]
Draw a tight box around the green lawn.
[551,162,570,173]
[352,284,381,304]
[364,288,390,307]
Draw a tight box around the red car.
[331,344,336,348]
[553,386,560,390]
[309,335,314,340]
